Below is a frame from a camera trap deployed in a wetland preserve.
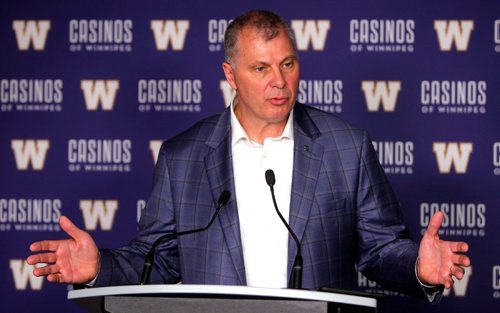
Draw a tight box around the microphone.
[140,190,231,285]
[265,169,303,289]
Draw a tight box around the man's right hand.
[26,215,100,284]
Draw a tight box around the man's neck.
[233,103,289,144]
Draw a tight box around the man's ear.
[222,62,237,91]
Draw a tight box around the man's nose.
[270,68,286,89]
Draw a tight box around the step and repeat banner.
[1,0,499,312]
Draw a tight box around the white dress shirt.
[230,104,294,288]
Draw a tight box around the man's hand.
[26,215,100,284]
[417,211,470,289]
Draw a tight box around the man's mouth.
[269,96,289,105]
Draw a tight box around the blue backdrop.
[1,0,499,312]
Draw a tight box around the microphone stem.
[269,186,303,289]
[140,191,229,285]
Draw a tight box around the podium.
[68,285,377,313]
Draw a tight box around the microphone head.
[218,190,231,206]
[265,169,275,187]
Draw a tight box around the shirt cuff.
[415,258,444,304]
[84,252,101,288]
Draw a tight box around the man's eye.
[283,62,294,69]
[255,66,265,72]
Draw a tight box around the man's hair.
[224,10,297,65]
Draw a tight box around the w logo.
[291,20,330,51]
[11,139,50,170]
[219,80,236,108]
[12,20,51,51]
[434,20,474,51]
[10,260,45,290]
[149,140,163,165]
[80,200,118,231]
[361,81,401,112]
[151,20,190,51]
[443,266,472,297]
[433,142,473,174]
[81,80,120,111]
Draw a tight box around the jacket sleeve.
[94,142,181,286]
[355,131,426,298]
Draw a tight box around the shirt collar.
[230,101,294,147]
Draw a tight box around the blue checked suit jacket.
[96,103,424,297]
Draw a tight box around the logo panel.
[207,19,232,52]
[151,20,190,51]
[149,140,163,165]
[10,260,46,290]
[220,80,236,108]
[80,200,118,231]
[0,198,61,232]
[291,20,331,51]
[420,80,487,114]
[433,142,473,174]
[298,79,343,113]
[420,202,486,237]
[495,20,500,52]
[12,20,51,51]
[81,80,120,111]
[137,79,202,113]
[67,139,132,172]
[1,79,63,112]
[372,141,414,174]
[11,140,50,170]
[68,19,133,52]
[434,20,474,51]
[493,142,500,175]
[350,19,415,53]
[443,267,472,297]
[361,81,401,112]
[493,265,500,299]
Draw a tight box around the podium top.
[68,284,376,308]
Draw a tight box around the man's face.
[223,27,300,129]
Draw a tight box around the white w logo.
[433,142,473,174]
[149,140,163,165]
[361,81,401,112]
[443,266,472,297]
[10,260,45,290]
[219,80,236,108]
[81,80,120,111]
[151,20,190,51]
[80,200,118,231]
[291,20,330,51]
[11,139,50,170]
[434,20,474,51]
[12,20,51,51]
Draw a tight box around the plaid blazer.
[96,103,423,297]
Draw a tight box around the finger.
[452,266,465,279]
[27,252,57,265]
[425,211,444,237]
[30,240,60,252]
[450,241,469,253]
[443,275,454,289]
[59,215,86,241]
[33,264,60,277]
[47,273,62,283]
[451,254,470,267]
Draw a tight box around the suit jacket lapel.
[204,108,246,285]
[287,104,324,282]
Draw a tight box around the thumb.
[425,211,444,237]
[59,215,86,241]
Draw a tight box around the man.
[27,10,469,300]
